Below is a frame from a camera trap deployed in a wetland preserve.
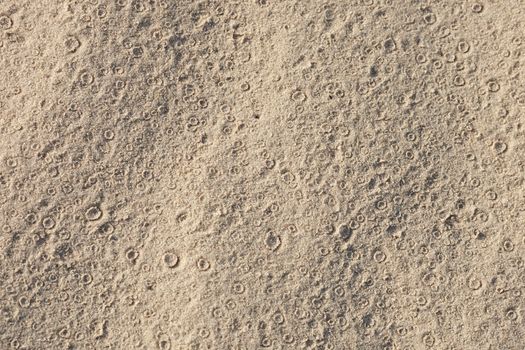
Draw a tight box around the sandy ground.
[0,0,524,349]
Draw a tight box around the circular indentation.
[9,339,20,349]
[488,80,500,92]
[260,337,271,347]
[422,333,435,347]
[85,205,102,221]
[453,75,465,86]
[375,199,387,211]
[81,273,92,285]
[493,141,507,154]
[334,285,345,297]
[197,257,210,271]
[283,333,294,344]
[503,239,514,252]
[264,231,281,251]
[18,295,30,308]
[415,53,427,64]
[42,216,56,230]
[405,131,417,142]
[445,52,456,62]
[98,222,114,235]
[273,312,284,324]
[373,250,386,263]
[163,252,179,268]
[80,72,95,86]
[291,90,306,102]
[6,158,17,168]
[506,308,518,321]
[0,15,13,30]
[338,224,353,241]
[423,13,436,25]
[319,246,329,256]
[497,107,508,118]
[232,281,245,294]
[58,229,71,240]
[383,37,396,52]
[457,40,470,53]
[132,46,143,57]
[64,36,81,53]
[25,213,37,225]
[416,296,428,307]
[472,3,484,13]
[240,82,250,91]
[103,129,114,140]
[126,248,139,262]
[485,190,497,200]
[265,159,275,169]
[397,326,408,336]
[320,222,335,234]
[220,104,231,113]
[422,273,435,286]
[467,276,482,290]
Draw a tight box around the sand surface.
[0,0,524,349]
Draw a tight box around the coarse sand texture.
[0,1,524,349]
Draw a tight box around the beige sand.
[0,0,524,349]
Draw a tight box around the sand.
[0,0,524,349]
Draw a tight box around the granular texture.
[0,1,524,349]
